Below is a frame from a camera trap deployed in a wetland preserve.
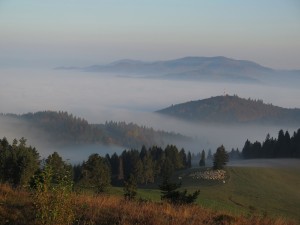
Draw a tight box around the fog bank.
[1,68,299,160]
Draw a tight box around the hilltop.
[157,95,300,125]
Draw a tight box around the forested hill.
[1,111,188,148]
[157,95,300,124]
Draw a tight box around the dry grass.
[74,194,297,225]
[0,184,35,225]
[0,184,297,225]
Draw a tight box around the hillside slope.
[0,111,188,148]
[137,164,300,221]
[194,166,300,221]
[157,95,300,124]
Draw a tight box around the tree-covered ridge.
[96,121,185,149]
[157,95,300,124]
[242,129,300,158]
[1,111,188,148]
[21,111,92,143]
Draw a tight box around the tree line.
[0,137,192,192]
[77,145,192,188]
[242,129,300,159]
[3,128,297,192]
[0,136,231,208]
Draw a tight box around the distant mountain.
[57,56,300,84]
[0,111,188,148]
[157,95,300,125]
[83,56,273,83]
[83,56,271,73]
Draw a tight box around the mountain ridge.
[82,56,273,75]
[56,56,300,84]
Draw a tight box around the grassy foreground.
[0,183,296,225]
[0,166,299,224]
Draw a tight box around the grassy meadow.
[0,164,299,224]
[192,167,300,220]
[131,166,300,222]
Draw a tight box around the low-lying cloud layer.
[1,68,299,161]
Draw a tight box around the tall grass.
[73,194,296,225]
[0,183,34,225]
[0,184,297,225]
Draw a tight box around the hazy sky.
[0,0,299,69]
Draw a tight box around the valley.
[1,1,299,224]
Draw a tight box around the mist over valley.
[1,63,299,162]
[1,2,300,223]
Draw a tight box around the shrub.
[159,177,200,205]
[31,164,75,225]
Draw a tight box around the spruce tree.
[187,151,192,168]
[199,150,206,167]
[213,145,229,170]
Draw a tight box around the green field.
[122,166,300,222]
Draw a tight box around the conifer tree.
[0,137,40,187]
[159,175,200,204]
[213,145,229,170]
[187,151,192,168]
[79,153,111,193]
[123,173,137,200]
[199,150,206,167]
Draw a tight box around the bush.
[159,177,200,205]
[31,164,75,225]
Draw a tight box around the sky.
[0,0,300,69]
